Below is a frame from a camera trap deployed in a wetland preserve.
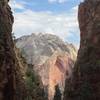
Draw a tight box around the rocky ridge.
[16,33,77,65]
[16,33,77,100]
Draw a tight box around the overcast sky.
[9,0,83,48]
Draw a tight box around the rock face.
[15,47,47,100]
[47,51,74,100]
[64,0,100,100]
[16,33,77,65]
[16,33,77,100]
[0,1,29,100]
[0,0,16,100]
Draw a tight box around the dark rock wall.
[0,0,16,100]
[64,0,100,100]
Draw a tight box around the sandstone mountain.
[64,0,100,100]
[16,33,77,100]
[16,33,77,65]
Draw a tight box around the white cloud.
[10,0,79,47]
[48,0,68,3]
[12,6,79,41]
[9,0,25,10]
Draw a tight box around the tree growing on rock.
[53,85,62,100]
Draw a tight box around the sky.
[9,0,83,48]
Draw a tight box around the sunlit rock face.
[16,33,77,65]
[64,0,100,100]
[47,51,74,100]
[16,33,77,100]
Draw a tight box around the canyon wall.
[0,0,16,99]
[0,1,28,100]
[0,1,46,100]
[64,0,100,100]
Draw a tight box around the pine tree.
[53,85,62,100]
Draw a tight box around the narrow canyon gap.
[1,0,100,100]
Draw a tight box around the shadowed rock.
[0,0,16,100]
[64,0,100,100]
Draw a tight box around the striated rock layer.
[47,51,74,100]
[64,0,100,100]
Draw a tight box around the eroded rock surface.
[46,51,74,100]
[16,33,77,100]
[64,0,100,100]
[0,1,28,100]
[0,0,16,100]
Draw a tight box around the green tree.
[53,85,62,100]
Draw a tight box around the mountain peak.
[16,33,77,100]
